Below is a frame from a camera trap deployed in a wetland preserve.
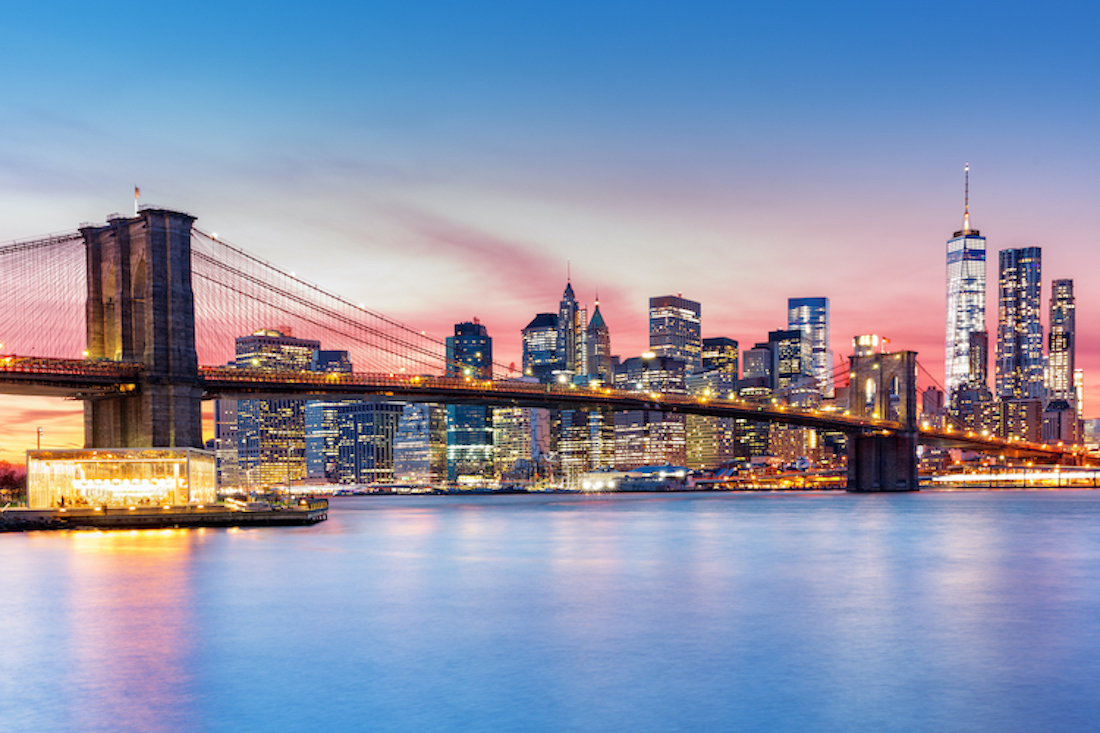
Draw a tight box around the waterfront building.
[788,297,832,396]
[685,370,738,470]
[27,448,216,509]
[335,402,403,484]
[305,401,343,481]
[649,295,702,370]
[586,300,613,381]
[233,329,322,487]
[945,165,987,404]
[446,321,494,483]
[701,337,739,376]
[613,354,687,469]
[493,402,552,482]
[768,423,820,466]
[996,247,1043,401]
[305,399,402,484]
[214,399,239,487]
[492,376,552,482]
[522,313,561,382]
[998,398,1042,443]
[558,409,615,487]
[393,403,447,484]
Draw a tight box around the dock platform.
[0,499,329,531]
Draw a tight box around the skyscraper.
[446,321,494,483]
[768,329,813,393]
[1042,279,1077,444]
[558,282,579,374]
[788,297,832,396]
[305,401,344,481]
[742,344,773,384]
[586,299,613,381]
[649,295,701,369]
[335,402,403,484]
[701,337,739,376]
[996,247,1043,400]
[393,403,447,484]
[613,355,687,469]
[945,164,987,403]
[522,313,560,382]
[685,369,738,470]
[1047,279,1075,405]
[233,329,321,487]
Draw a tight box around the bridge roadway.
[0,356,1091,463]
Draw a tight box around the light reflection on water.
[3,491,1100,732]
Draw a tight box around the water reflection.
[3,492,1100,732]
[3,530,204,733]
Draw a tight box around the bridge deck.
[0,356,1091,463]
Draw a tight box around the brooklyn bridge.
[0,208,1090,491]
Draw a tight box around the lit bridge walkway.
[0,355,1090,464]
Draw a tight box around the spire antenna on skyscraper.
[963,163,970,235]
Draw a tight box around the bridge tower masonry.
[81,208,204,449]
[846,350,919,491]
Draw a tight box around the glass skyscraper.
[787,297,831,396]
[446,321,494,482]
[1047,279,1075,406]
[521,312,560,382]
[996,247,1043,400]
[233,329,321,487]
[649,295,701,370]
[945,166,987,403]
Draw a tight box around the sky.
[2,1,1099,460]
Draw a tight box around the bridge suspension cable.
[0,232,85,359]
[190,228,516,377]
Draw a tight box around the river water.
[3,490,1100,732]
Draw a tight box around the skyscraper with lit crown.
[945,164,987,404]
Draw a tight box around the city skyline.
[2,2,1099,460]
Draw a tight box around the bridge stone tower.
[81,208,204,449]
[846,350,919,491]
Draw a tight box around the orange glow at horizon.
[0,396,217,463]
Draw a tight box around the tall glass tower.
[788,297,832,396]
[446,321,494,482]
[945,164,987,403]
[1047,279,1076,405]
[996,247,1043,400]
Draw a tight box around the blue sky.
[2,0,1099,455]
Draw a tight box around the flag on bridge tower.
[134,186,140,215]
